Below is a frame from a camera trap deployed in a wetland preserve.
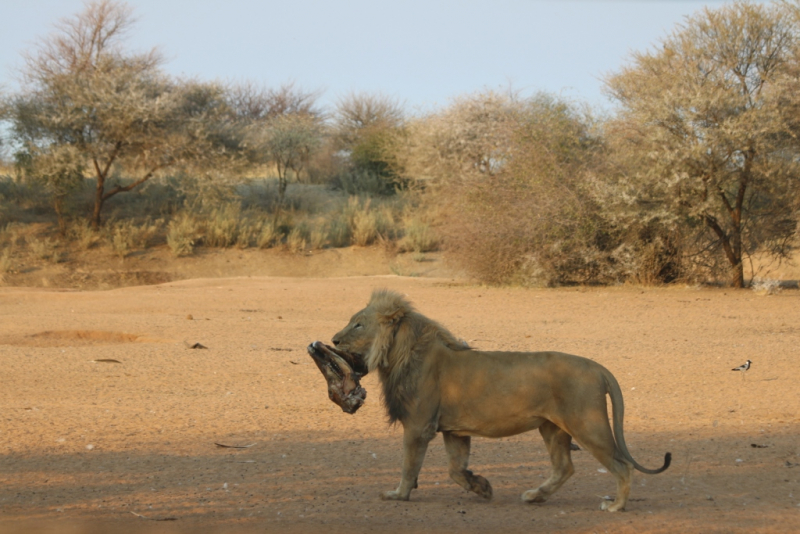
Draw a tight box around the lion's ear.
[367,308,405,371]
[379,307,405,326]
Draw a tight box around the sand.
[1,275,799,533]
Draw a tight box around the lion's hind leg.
[442,432,493,500]
[522,421,575,504]
[570,414,632,512]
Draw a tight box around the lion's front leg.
[443,432,492,500]
[382,423,435,501]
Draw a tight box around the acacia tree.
[230,82,324,220]
[333,92,406,192]
[4,0,232,228]
[604,1,800,287]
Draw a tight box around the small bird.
[731,360,751,372]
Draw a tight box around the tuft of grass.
[28,236,61,263]
[108,219,161,258]
[257,221,280,249]
[326,215,351,248]
[309,226,327,250]
[345,197,389,247]
[0,249,14,273]
[235,219,260,249]
[167,213,197,257]
[203,204,240,248]
[400,217,438,253]
[286,227,307,253]
[68,221,100,250]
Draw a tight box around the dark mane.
[365,289,468,424]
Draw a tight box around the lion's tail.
[604,370,671,475]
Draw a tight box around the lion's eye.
[354,323,363,329]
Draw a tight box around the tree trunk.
[272,162,288,227]
[731,260,745,288]
[704,213,745,288]
[91,173,106,230]
[54,196,67,236]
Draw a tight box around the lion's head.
[332,289,469,422]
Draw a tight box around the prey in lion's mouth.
[307,341,368,414]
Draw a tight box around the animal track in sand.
[0,330,163,347]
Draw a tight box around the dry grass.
[286,227,307,253]
[167,213,197,257]
[0,249,14,273]
[108,219,162,258]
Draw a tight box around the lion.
[331,289,671,512]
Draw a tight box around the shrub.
[108,219,161,258]
[257,221,280,249]
[399,217,438,253]
[28,236,61,263]
[286,227,307,253]
[167,213,197,257]
[203,204,240,248]
[0,249,14,273]
[326,215,351,248]
[68,220,100,250]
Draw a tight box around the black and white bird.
[731,360,752,372]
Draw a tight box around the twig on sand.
[130,511,178,521]
[214,442,257,449]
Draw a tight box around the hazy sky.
[0,0,758,113]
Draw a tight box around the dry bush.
[167,213,198,257]
[0,249,14,273]
[343,197,395,247]
[308,225,327,250]
[107,219,161,258]
[351,210,379,246]
[429,93,613,285]
[286,227,307,253]
[326,215,351,248]
[257,221,281,249]
[398,215,438,253]
[28,236,61,264]
[203,204,240,248]
[67,220,100,249]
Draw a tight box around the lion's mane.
[365,289,469,423]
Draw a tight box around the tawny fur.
[364,289,469,423]
[331,289,670,511]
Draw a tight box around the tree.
[230,81,324,220]
[13,145,84,234]
[257,112,323,218]
[427,92,608,285]
[604,1,800,287]
[3,0,233,229]
[333,92,406,192]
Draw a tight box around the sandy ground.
[1,275,799,533]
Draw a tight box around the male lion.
[331,289,670,512]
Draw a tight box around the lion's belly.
[434,351,593,437]
[444,415,548,439]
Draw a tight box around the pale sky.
[0,0,759,114]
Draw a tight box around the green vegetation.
[1,0,799,288]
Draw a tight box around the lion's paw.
[600,499,625,512]
[470,476,493,500]
[380,490,409,501]
[521,489,547,503]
